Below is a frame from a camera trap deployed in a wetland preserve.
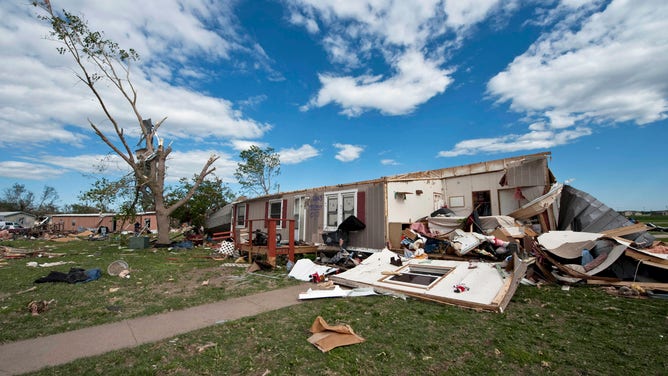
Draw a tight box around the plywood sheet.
[330,249,523,312]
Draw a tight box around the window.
[236,204,246,227]
[448,195,465,208]
[293,197,303,230]
[324,190,357,231]
[268,200,282,228]
[380,265,453,289]
[472,190,491,216]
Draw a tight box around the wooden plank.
[495,258,529,312]
[586,280,668,291]
[625,249,668,267]
[601,223,650,237]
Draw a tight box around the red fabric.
[357,191,366,223]
[282,199,287,227]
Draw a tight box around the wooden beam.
[601,223,650,237]
[586,280,668,291]
[624,249,668,267]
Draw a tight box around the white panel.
[386,180,443,223]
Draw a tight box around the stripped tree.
[34,1,218,244]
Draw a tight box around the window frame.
[323,189,357,231]
[268,199,283,229]
[379,264,453,289]
[235,203,247,228]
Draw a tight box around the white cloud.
[229,140,269,152]
[439,0,668,160]
[322,35,361,67]
[381,159,399,166]
[0,1,272,148]
[166,150,235,183]
[0,161,65,180]
[35,154,128,175]
[305,50,452,116]
[289,10,319,34]
[488,0,668,127]
[14,149,233,184]
[290,0,505,116]
[443,0,501,29]
[279,144,320,164]
[333,143,364,162]
[438,127,592,157]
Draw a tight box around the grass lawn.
[0,237,299,343]
[25,285,668,375]
[2,236,668,375]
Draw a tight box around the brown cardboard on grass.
[307,316,364,352]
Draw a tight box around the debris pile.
[294,184,667,312]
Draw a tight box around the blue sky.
[1,0,666,211]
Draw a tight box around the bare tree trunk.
[155,204,171,245]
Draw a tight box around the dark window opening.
[472,190,491,216]
[382,265,453,288]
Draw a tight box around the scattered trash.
[288,258,337,282]
[307,316,365,352]
[453,283,469,293]
[34,268,102,284]
[107,260,129,276]
[196,342,217,353]
[16,286,37,295]
[26,261,75,268]
[27,299,55,316]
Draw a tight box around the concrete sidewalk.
[0,283,310,375]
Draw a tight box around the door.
[293,197,306,241]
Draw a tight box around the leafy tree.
[0,183,59,214]
[166,176,235,228]
[234,145,280,196]
[1,183,35,211]
[78,176,146,213]
[35,186,59,215]
[35,1,218,244]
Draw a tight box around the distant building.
[49,212,157,233]
[0,211,36,227]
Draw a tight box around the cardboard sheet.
[307,316,364,352]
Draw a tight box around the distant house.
[0,212,36,227]
[228,152,554,252]
[49,212,157,233]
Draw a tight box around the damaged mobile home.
[208,151,666,311]
[213,152,556,253]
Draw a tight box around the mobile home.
[230,152,554,252]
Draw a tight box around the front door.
[293,197,306,241]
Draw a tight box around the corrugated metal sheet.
[504,158,548,187]
[557,185,655,247]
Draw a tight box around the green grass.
[0,237,299,342]
[2,238,668,375]
[635,214,668,231]
[25,285,668,376]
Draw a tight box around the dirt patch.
[146,265,248,298]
